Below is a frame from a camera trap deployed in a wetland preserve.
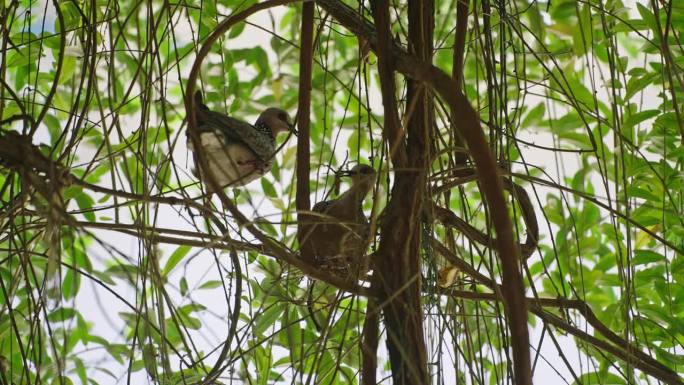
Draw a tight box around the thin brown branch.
[73,221,264,252]
[370,0,407,169]
[296,1,314,255]
[439,288,583,309]
[452,0,469,88]
[431,170,539,259]
[511,172,684,255]
[361,274,379,385]
[450,0,469,166]
[533,309,683,385]
[29,0,66,136]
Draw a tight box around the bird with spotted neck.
[188,91,295,190]
[300,164,377,281]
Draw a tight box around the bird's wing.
[192,92,274,161]
[312,200,334,213]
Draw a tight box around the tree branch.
[451,0,469,166]
[296,1,314,255]
[316,1,531,383]
[369,0,431,382]
[369,0,407,169]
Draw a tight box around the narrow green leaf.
[198,280,223,289]
[63,269,80,299]
[177,311,201,330]
[636,3,657,35]
[623,109,660,130]
[573,371,626,385]
[51,377,74,385]
[261,178,277,198]
[255,304,284,336]
[163,245,191,276]
[228,23,246,38]
[180,277,188,296]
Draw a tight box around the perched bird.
[300,164,377,281]
[188,91,295,189]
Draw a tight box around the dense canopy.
[1,0,683,384]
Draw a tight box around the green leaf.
[625,71,659,101]
[47,307,77,322]
[63,186,83,200]
[180,277,188,296]
[198,280,223,289]
[51,377,74,385]
[58,55,77,85]
[256,218,278,237]
[75,192,96,222]
[177,309,201,330]
[572,5,592,56]
[255,345,272,385]
[7,45,33,68]
[654,346,684,366]
[623,109,660,130]
[91,270,116,286]
[628,186,661,203]
[163,245,191,277]
[63,269,80,299]
[573,371,626,385]
[228,23,246,38]
[74,357,88,385]
[179,303,207,313]
[636,3,657,35]
[261,178,277,198]
[633,250,666,265]
[255,304,284,336]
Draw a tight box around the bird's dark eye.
[278,112,287,121]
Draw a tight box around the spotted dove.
[188,91,295,189]
[300,164,376,281]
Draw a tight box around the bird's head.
[256,108,296,138]
[338,164,376,196]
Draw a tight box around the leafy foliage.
[0,0,683,384]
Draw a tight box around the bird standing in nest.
[301,164,377,281]
[188,91,296,190]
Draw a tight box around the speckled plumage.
[188,91,292,188]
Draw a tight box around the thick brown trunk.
[370,0,433,383]
[375,180,429,385]
[317,1,532,383]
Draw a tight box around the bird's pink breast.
[192,132,272,187]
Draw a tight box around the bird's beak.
[336,169,353,177]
